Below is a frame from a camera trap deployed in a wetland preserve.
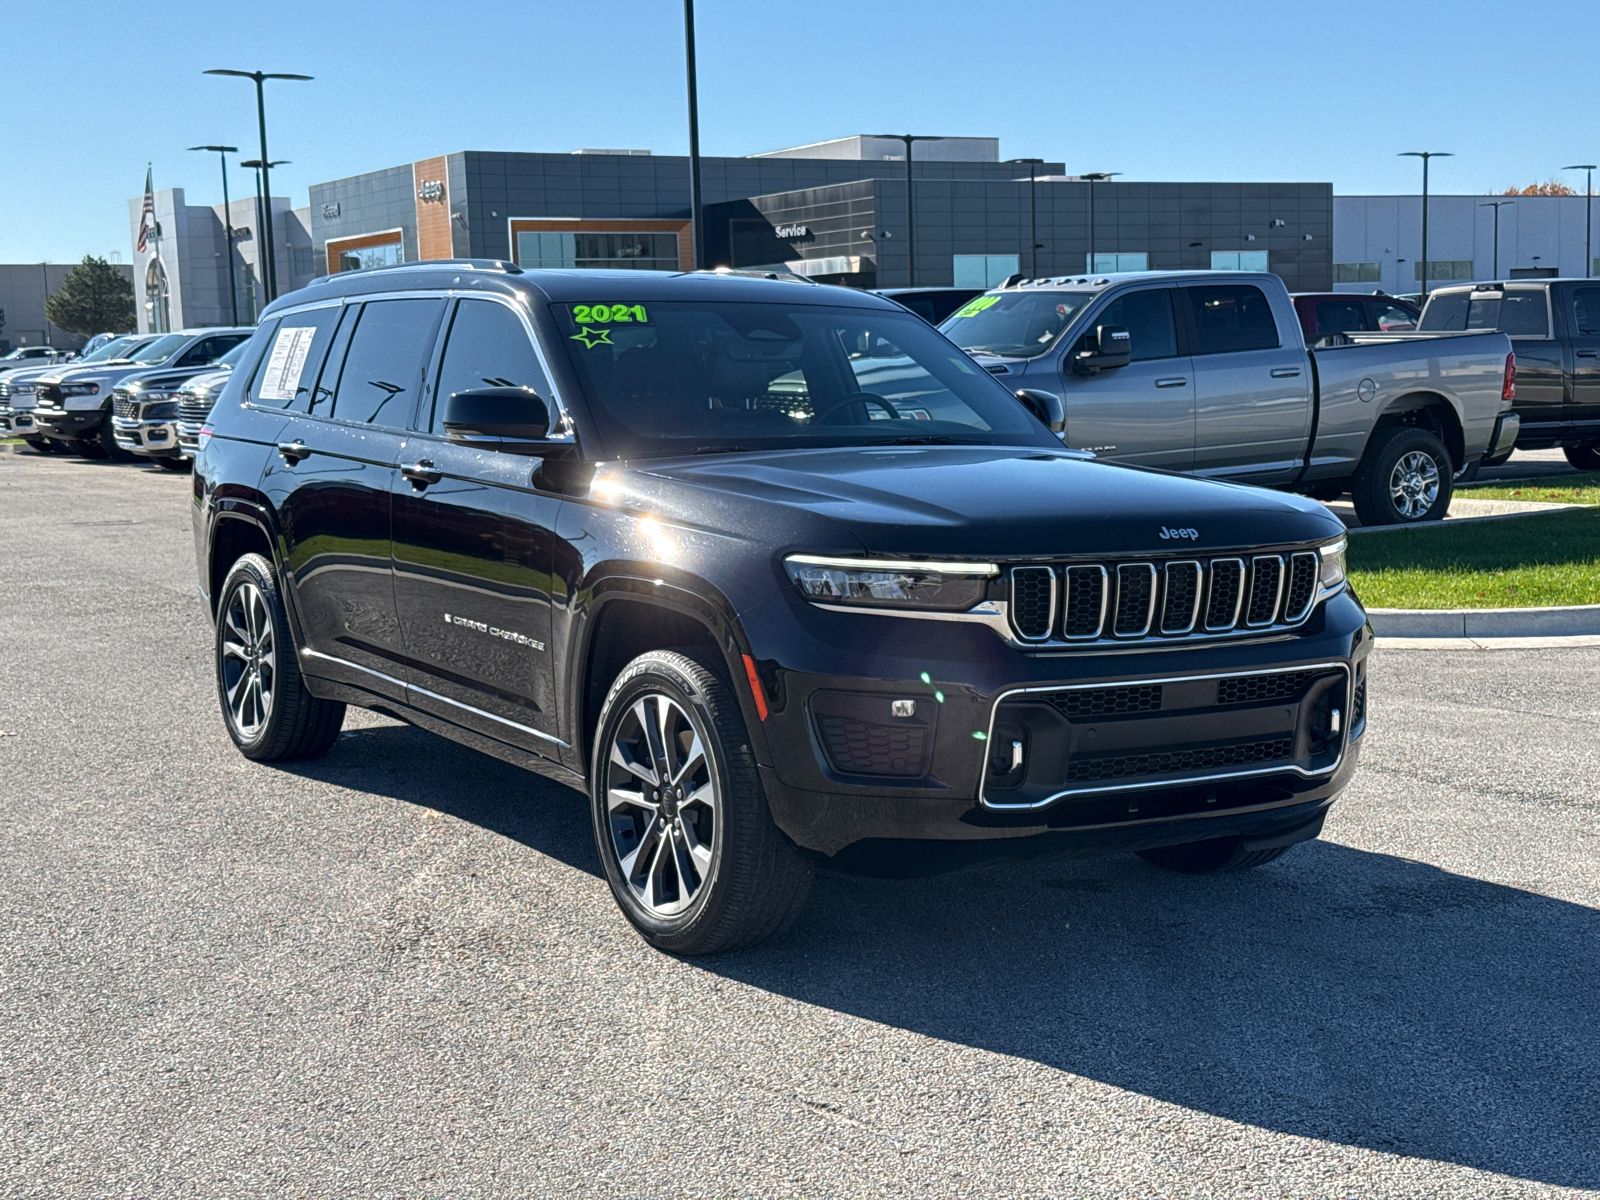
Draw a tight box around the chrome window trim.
[1204,557,1246,631]
[1160,560,1203,635]
[979,662,1351,810]
[1062,564,1109,641]
[1112,563,1158,638]
[1245,555,1286,628]
[299,648,569,748]
[1007,565,1058,642]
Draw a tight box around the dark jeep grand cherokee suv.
[193,262,1369,954]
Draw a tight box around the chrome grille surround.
[1062,565,1109,641]
[1159,561,1203,635]
[1245,555,1285,627]
[1008,566,1056,642]
[1112,564,1158,638]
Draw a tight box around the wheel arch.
[1366,389,1464,471]
[207,500,282,617]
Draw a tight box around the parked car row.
[1,327,249,466]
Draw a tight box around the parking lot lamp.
[241,159,288,313]
[205,69,312,301]
[1400,151,1451,297]
[1479,200,1514,279]
[1009,158,1046,278]
[683,0,704,270]
[871,135,943,285]
[1564,165,1596,277]
[1081,172,1121,273]
[189,145,240,324]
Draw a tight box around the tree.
[1501,181,1576,196]
[44,256,136,337]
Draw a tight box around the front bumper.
[111,414,185,459]
[33,406,104,441]
[0,406,37,435]
[1489,411,1521,460]
[176,419,205,454]
[738,585,1371,867]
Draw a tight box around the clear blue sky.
[5,0,1595,264]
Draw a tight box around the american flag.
[135,165,155,253]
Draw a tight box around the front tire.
[591,650,813,955]
[98,411,140,463]
[215,553,345,761]
[1352,425,1453,525]
[155,456,191,472]
[1138,837,1294,874]
[1563,443,1600,471]
[21,436,55,454]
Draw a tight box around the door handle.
[1270,367,1302,377]
[1578,350,1597,358]
[275,440,311,463]
[401,460,443,489]
[1154,377,1188,388]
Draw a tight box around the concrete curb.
[1342,500,1581,534]
[1369,603,1600,639]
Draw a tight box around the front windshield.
[552,300,1055,458]
[129,334,189,365]
[939,291,1096,358]
[81,336,141,363]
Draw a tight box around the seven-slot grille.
[1008,552,1320,646]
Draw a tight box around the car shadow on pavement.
[712,841,1600,1191]
[277,724,1598,1189]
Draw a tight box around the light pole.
[1400,151,1452,297]
[1009,158,1045,278]
[241,159,287,314]
[204,69,312,301]
[683,0,704,270]
[872,135,943,285]
[1564,164,1596,277]
[190,144,240,324]
[1081,171,1121,272]
[1480,200,1515,279]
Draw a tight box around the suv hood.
[114,364,219,393]
[626,446,1344,559]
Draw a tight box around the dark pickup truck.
[1419,279,1600,469]
[193,261,1369,954]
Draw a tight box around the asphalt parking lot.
[2,450,1597,1200]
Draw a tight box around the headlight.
[61,383,100,396]
[784,554,995,612]
[1318,536,1347,592]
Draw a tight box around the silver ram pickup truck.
[938,271,1518,525]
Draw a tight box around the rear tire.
[1351,425,1453,525]
[591,649,813,955]
[1137,837,1294,874]
[1563,443,1600,471]
[215,553,345,762]
[155,456,191,472]
[21,436,55,454]
[60,437,104,459]
[98,411,140,463]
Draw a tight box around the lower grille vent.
[1051,684,1163,719]
[1065,737,1294,783]
[816,715,928,777]
[1217,670,1317,706]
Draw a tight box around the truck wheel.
[155,456,191,472]
[61,437,105,459]
[1563,443,1600,471]
[1137,836,1294,873]
[215,553,346,761]
[22,436,55,454]
[98,411,140,463]
[591,649,813,955]
[1351,425,1453,525]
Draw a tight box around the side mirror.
[1013,388,1065,434]
[1070,324,1133,375]
[443,386,554,454]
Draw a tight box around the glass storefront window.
[336,240,404,273]
[517,231,679,271]
[953,254,1020,288]
[1210,250,1269,272]
[1087,252,1150,273]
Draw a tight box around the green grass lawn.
[1348,508,1600,608]
[1458,471,1600,505]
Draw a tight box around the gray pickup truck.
[939,271,1517,524]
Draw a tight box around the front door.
[264,298,445,700]
[390,297,563,756]
[1059,286,1194,472]
[1185,283,1312,484]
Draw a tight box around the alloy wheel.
[1388,450,1440,519]
[220,582,276,740]
[604,692,720,918]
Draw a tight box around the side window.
[247,307,345,411]
[428,300,552,434]
[328,298,445,427]
[1092,289,1177,360]
[1314,300,1369,336]
[1573,287,1600,335]
[1367,300,1417,332]
[1497,289,1549,337]
[1184,285,1280,355]
[1419,293,1468,331]
[180,334,248,367]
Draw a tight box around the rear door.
[1185,283,1312,483]
[1565,284,1600,434]
[263,297,446,700]
[389,297,564,756]
[1058,285,1194,471]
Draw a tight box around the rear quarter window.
[1184,285,1280,354]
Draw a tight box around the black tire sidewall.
[99,411,139,463]
[1563,443,1600,471]
[590,654,741,949]
[1356,427,1453,525]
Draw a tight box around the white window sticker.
[257,326,317,402]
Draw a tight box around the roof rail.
[309,258,523,285]
[688,267,820,285]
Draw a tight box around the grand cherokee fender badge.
[444,612,545,651]
[1159,526,1199,540]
